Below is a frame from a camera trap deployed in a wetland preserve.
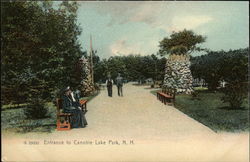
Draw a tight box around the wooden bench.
[157,87,176,106]
[56,98,88,131]
[79,99,88,113]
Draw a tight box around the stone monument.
[77,56,95,96]
[163,54,194,94]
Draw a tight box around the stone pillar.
[78,57,95,96]
[163,54,194,94]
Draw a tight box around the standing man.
[116,73,123,97]
[106,75,113,97]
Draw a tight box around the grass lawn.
[1,91,100,134]
[151,89,249,132]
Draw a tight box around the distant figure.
[61,86,88,128]
[106,76,113,97]
[116,73,123,97]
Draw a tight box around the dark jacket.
[61,94,77,113]
[116,76,123,86]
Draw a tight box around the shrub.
[24,98,48,119]
[221,82,248,109]
[191,90,200,100]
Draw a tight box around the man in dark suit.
[106,75,113,97]
[61,86,88,128]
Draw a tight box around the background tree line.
[93,54,166,84]
[190,48,248,90]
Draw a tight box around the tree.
[92,54,166,84]
[1,1,84,118]
[191,51,225,90]
[190,48,248,108]
[220,48,248,108]
[158,29,206,56]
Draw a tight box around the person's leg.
[117,86,120,96]
[120,86,123,96]
[108,87,111,97]
[110,87,113,97]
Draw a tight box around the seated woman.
[61,86,88,128]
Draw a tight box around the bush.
[221,82,248,109]
[24,98,48,119]
[191,90,200,100]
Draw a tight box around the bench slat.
[159,93,174,99]
[79,99,87,105]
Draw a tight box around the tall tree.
[1,1,84,117]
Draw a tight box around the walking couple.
[106,73,123,97]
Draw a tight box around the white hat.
[64,86,70,92]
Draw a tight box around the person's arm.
[62,95,75,112]
[70,92,76,102]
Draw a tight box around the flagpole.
[90,35,94,85]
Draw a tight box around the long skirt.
[67,108,88,128]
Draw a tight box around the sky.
[76,1,249,59]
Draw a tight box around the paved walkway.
[2,83,249,161]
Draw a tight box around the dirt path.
[64,82,215,139]
[2,83,249,161]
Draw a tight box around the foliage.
[220,48,249,83]
[190,48,248,91]
[158,29,206,56]
[24,97,48,119]
[191,51,224,90]
[219,48,248,108]
[93,54,166,83]
[170,45,188,55]
[221,83,248,109]
[1,1,83,110]
[2,102,56,133]
[2,90,99,133]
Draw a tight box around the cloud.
[109,38,142,56]
[81,2,166,26]
[167,15,213,32]
[83,1,213,33]
[128,2,167,26]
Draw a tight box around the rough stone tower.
[163,54,194,94]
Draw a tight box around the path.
[64,82,215,139]
[2,83,249,161]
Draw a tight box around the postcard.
[1,1,249,161]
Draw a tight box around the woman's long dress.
[61,95,88,128]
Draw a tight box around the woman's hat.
[64,86,71,92]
